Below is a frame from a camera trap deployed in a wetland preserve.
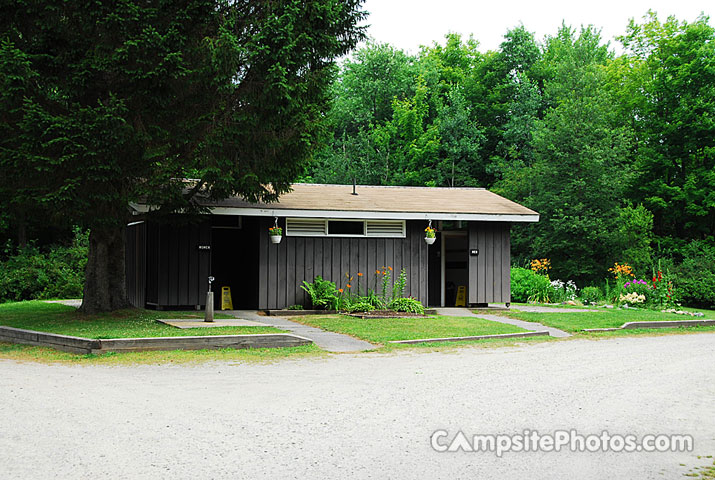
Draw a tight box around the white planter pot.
[270,235,283,244]
[424,236,436,245]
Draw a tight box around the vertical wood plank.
[167,226,179,305]
[177,226,189,305]
[304,238,314,287]
[385,239,394,280]
[495,224,501,302]
[286,236,296,307]
[323,238,331,281]
[277,236,287,309]
[258,221,268,309]
[295,236,305,306]
[187,224,198,305]
[339,238,349,290]
[479,223,488,303]
[419,230,427,303]
[485,224,494,303]
[349,239,359,295]
[138,223,147,307]
[331,237,341,286]
[358,238,368,295]
[502,224,511,303]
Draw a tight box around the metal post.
[205,276,215,323]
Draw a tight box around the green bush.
[0,229,87,302]
[364,291,385,309]
[672,240,715,308]
[388,297,425,314]
[345,301,375,313]
[287,304,304,310]
[300,276,338,309]
[579,286,602,305]
[510,267,552,303]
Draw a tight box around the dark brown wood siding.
[143,221,211,308]
[468,222,511,304]
[125,222,146,308]
[257,219,429,309]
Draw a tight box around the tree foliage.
[302,14,715,288]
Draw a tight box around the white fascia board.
[129,203,539,223]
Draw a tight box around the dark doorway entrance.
[210,216,259,309]
[427,234,442,306]
[443,233,468,306]
[427,223,470,307]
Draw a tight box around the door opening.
[210,217,259,310]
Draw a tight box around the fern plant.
[300,276,338,309]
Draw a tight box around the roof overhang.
[130,203,539,223]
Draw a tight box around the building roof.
[133,183,539,222]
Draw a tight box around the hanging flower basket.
[269,226,283,244]
[424,226,436,245]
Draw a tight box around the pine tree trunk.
[79,226,130,313]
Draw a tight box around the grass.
[0,300,283,338]
[376,333,555,352]
[0,300,323,364]
[0,341,323,365]
[686,458,715,478]
[496,305,715,333]
[289,314,529,344]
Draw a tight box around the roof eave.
[130,203,539,223]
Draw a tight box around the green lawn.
[290,314,528,344]
[0,300,282,338]
[498,306,715,333]
[0,300,322,364]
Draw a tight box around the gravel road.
[1,334,714,479]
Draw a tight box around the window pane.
[328,220,364,235]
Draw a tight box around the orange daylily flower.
[338,288,344,293]
[346,284,352,288]
[357,272,363,277]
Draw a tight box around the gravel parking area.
[1,334,714,479]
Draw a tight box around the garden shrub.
[510,267,552,303]
[0,229,87,302]
[388,297,425,314]
[672,240,715,308]
[579,286,602,305]
[549,279,577,303]
[300,276,338,309]
[345,301,375,313]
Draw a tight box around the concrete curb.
[0,326,100,354]
[0,326,312,354]
[266,309,438,316]
[265,310,338,316]
[583,319,715,332]
[388,330,549,345]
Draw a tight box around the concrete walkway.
[433,307,571,338]
[226,310,377,353]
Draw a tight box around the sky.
[360,0,712,54]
